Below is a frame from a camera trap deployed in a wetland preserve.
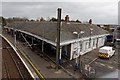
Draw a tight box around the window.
[93,39,95,47]
[85,41,89,49]
[102,37,105,44]
[63,46,68,56]
[106,35,113,42]
[89,38,91,48]
[85,42,87,49]
[79,43,82,51]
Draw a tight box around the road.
[80,46,119,79]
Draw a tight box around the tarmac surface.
[80,45,119,79]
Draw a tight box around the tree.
[47,17,50,21]
[2,17,6,26]
[30,19,35,21]
[76,19,82,23]
[50,17,57,22]
[6,18,13,23]
[40,17,45,21]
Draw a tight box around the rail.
[2,39,24,79]
[1,34,45,80]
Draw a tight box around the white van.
[98,46,115,58]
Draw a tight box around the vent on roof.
[73,31,85,35]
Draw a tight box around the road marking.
[99,63,105,66]
[95,62,98,64]
[94,61,105,66]
[107,65,113,69]
[95,61,115,70]
[88,57,98,65]
[113,61,118,64]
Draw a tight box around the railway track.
[2,37,33,79]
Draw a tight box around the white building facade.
[70,35,106,60]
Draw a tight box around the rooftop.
[7,21,108,45]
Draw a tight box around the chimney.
[89,19,92,24]
[65,15,69,23]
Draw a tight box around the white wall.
[98,37,105,47]
[70,35,106,60]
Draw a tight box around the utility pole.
[56,8,61,71]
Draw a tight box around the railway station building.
[3,19,109,64]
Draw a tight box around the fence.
[79,61,96,79]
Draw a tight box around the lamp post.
[89,28,93,48]
[90,28,93,36]
[73,31,84,70]
[78,31,84,70]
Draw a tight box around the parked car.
[98,46,115,58]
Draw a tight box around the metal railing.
[79,61,96,79]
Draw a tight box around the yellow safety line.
[2,34,46,80]
[17,48,45,80]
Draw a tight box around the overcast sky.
[1,1,119,24]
